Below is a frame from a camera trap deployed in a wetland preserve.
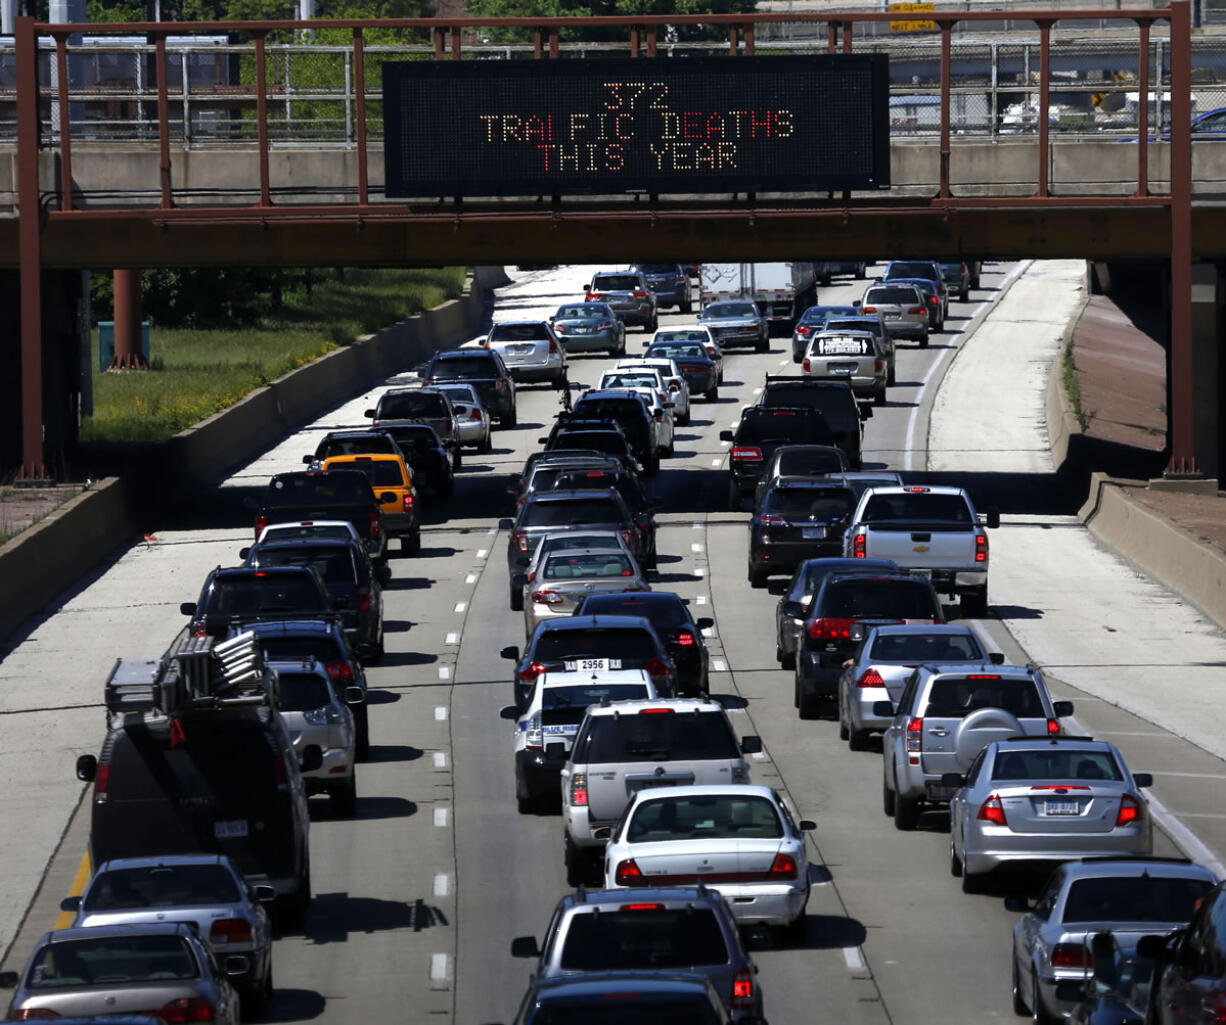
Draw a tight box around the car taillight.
[94,763,110,799]
[632,291,649,298]
[518,660,547,683]
[977,793,1007,826]
[369,510,382,539]
[570,773,588,806]
[975,534,988,563]
[908,306,926,314]
[796,325,813,336]
[514,530,529,553]
[732,971,755,1008]
[531,590,565,606]
[758,514,784,526]
[621,528,633,546]
[929,296,938,305]
[808,617,855,641]
[615,858,643,884]
[875,358,885,373]
[862,305,877,314]
[468,408,482,421]
[1047,718,1061,735]
[857,668,885,688]
[587,293,603,301]
[157,997,215,1023]
[731,446,763,461]
[905,717,923,755]
[209,917,253,944]
[525,712,542,749]
[326,661,354,682]
[480,339,490,348]
[358,586,371,613]
[802,357,811,372]
[495,378,507,390]
[645,656,671,679]
[677,633,695,647]
[1051,943,1093,969]
[548,336,560,354]
[254,514,268,539]
[403,492,414,513]
[769,853,798,878]
[1116,794,1144,826]
[852,532,867,558]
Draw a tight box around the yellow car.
[321,453,420,554]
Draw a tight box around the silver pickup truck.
[843,485,999,616]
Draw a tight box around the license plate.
[926,784,957,800]
[571,326,588,334]
[829,364,856,375]
[1045,799,1080,816]
[214,820,248,838]
[802,526,828,539]
[512,343,534,353]
[563,658,621,672]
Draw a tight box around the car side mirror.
[798,819,816,831]
[582,284,589,291]
[238,547,251,560]
[344,686,366,705]
[985,509,1001,529]
[592,826,612,841]
[545,742,567,761]
[989,652,1005,665]
[1003,895,1031,912]
[76,754,98,782]
[740,735,763,754]
[301,454,313,464]
[781,601,804,620]
[363,409,375,418]
[872,700,895,717]
[1053,700,1074,718]
[299,745,323,773]
[852,299,861,307]
[59,895,81,913]
[1133,772,1154,788]
[719,430,734,442]
[500,645,520,660]
[223,955,251,978]
[253,884,278,903]
[941,772,965,788]
[499,705,520,720]
[696,617,714,631]
[0,971,18,989]
[538,437,549,444]
[499,518,514,530]
[510,936,540,958]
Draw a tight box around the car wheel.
[883,779,896,817]
[755,335,769,354]
[330,774,357,817]
[919,333,930,349]
[402,527,421,556]
[796,670,820,720]
[949,838,963,877]
[509,582,524,613]
[1012,960,1029,1016]
[893,793,920,831]
[244,963,272,1020]
[888,365,897,387]
[452,449,462,472]
[962,863,983,895]
[564,834,593,888]
[779,912,807,945]
[645,454,661,477]
[680,300,692,315]
[748,565,768,589]
[705,386,719,402]
[838,715,849,741]
[679,410,691,427]
[502,409,518,428]
[780,646,796,671]
[663,440,675,458]
[849,728,869,752]
[280,860,311,931]
[355,705,370,762]
[961,586,989,618]
[370,632,385,665]
[874,386,887,407]
[1031,970,1056,1024]
[727,483,741,511]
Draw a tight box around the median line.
[53,852,92,931]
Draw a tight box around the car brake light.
[904,486,930,492]
[587,293,603,301]
[495,378,507,390]
[622,902,664,911]
[640,707,675,715]
[157,997,215,1023]
[570,773,588,806]
[853,532,866,557]
[254,514,268,538]
[862,305,877,314]
[808,617,855,641]
[632,291,649,298]
[1047,718,1061,735]
[620,528,634,546]
[357,586,372,612]
[548,336,560,354]
[732,971,755,1007]
[615,858,643,884]
[326,661,354,682]
[403,492,414,513]
[929,296,938,305]
[1051,943,1093,969]
[531,590,565,606]
[802,357,811,373]
[758,514,784,526]
[94,763,110,798]
[518,661,547,683]
[908,306,926,314]
[977,793,1007,826]
[644,658,671,679]
[468,407,482,421]
[677,633,695,647]
[1116,794,1144,826]
[796,325,813,336]
[769,853,798,878]
[875,358,885,373]
[857,668,885,688]
[976,534,988,563]
[905,717,923,755]
[514,530,529,553]
[209,918,253,944]
[731,446,763,461]
[369,510,382,540]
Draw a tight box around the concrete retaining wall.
[0,266,508,646]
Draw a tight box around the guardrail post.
[1035,19,1051,197]
[54,34,73,211]
[181,50,192,148]
[353,27,367,206]
[156,34,173,207]
[344,50,352,146]
[254,31,271,207]
[990,40,998,138]
[1134,19,1150,196]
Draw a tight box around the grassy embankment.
[82,267,467,442]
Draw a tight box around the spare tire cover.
[953,707,1024,771]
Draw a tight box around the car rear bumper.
[910,568,988,593]
[751,540,843,569]
[962,828,1153,875]
[683,882,808,927]
[557,330,617,351]
[883,322,928,339]
[504,357,564,382]
[382,511,418,536]
[516,749,566,798]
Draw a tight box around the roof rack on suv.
[105,632,278,722]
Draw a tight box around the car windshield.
[822,578,936,620]
[887,262,939,280]
[737,412,832,445]
[628,793,783,842]
[775,447,846,475]
[543,554,635,580]
[861,493,972,522]
[866,287,922,305]
[252,548,358,585]
[328,460,405,487]
[868,631,983,662]
[703,302,755,318]
[267,474,372,506]
[764,488,854,519]
[592,275,639,291]
[430,355,496,377]
[524,500,623,528]
[559,907,728,971]
[579,596,689,628]
[489,323,550,342]
[26,935,199,989]
[277,671,335,713]
[648,343,707,360]
[580,710,740,762]
[990,747,1124,781]
[1061,876,1213,924]
[315,435,395,459]
[83,864,241,911]
[923,678,1045,720]
[556,305,606,320]
[534,629,659,663]
[376,392,448,418]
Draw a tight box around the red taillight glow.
[1051,943,1093,969]
[514,530,529,553]
[731,446,763,461]
[531,590,565,606]
[95,763,110,796]
[209,917,253,944]
[769,853,798,878]
[1116,794,1144,826]
[1047,718,1061,735]
[802,357,811,373]
[758,514,784,526]
[976,534,988,563]
[13,1011,60,1020]
[905,717,923,755]
[796,325,813,336]
[862,305,877,314]
[369,511,382,540]
[852,532,867,558]
[677,633,695,647]
[326,661,354,682]
[621,903,664,911]
[549,336,560,354]
[469,408,482,421]
[570,774,588,806]
[977,793,1007,826]
[808,617,855,641]
[644,658,671,680]
[403,493,414,512]
[254,514,268,539]
[615,858,643,884]
[732,972,754,1007]
[157,997,215,1023]
[518,661,547,683]
[857,668,885,688]
[875,358,885,373]
[358,586,372,613]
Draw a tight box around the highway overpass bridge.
[0,4,1221,486]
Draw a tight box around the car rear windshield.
[825,318,883,339]
[267,474,372,507]
[330,459,406,488]
[550,431,628,456]
[579,710,740,763]
[581,596,689,628]
[760,386,857,428]
[376,392,448,419]
[887,262,938,280]
[923,677,1045,720]
[990,747,1123,781]
[206,574,325,615]
[557,305,606,320]
[704,302,755,318]
[26,935,199,989]
[799,306,858,325]
[262,524,356,544]
[430,354,497,377]
[254,635,345,663]
[764,488,855,519]
[534,628,658,663]
[489,323,551,342]
[637,263,680,275]
[542,683,650,726]
[83,864,242,911]
[315,435,396,459]
[524,499,624,527]
[436,385,478,406]
[866,287,921,305]
[737,411,832,445]
[381,426,439,453]
[776,447,846,476]
[861,493,973,523]
[540,534,623,557]
[648,343,707,360]
[277,672,335,712]
[574,398,645,421]
[814,335,872,356]
[592,274,639,291]
[821,578,937,620]
[628,793,783,842]
[559,907,728,971]
[252,548,358,585]
[869,631,983,662]
[1061,876,1213,924]
[543,554,635,580]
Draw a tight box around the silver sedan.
[434,382,493,452]
[549,302,626,356]
[523,546,649,638]
[946,738,1154,893]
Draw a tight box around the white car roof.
[538,668,653,689]
[628,783,777,801]
[584,698,724,717]
[259,519,361,541]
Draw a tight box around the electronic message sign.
[382,54,890,198]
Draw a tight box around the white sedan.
[600,784,815,938]
[615,357,691,426]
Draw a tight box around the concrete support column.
[109,269,147,370]
[1189,262,1222,482]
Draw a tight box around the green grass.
[82,267,466,442]
[1061,334,1087,432]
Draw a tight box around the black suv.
[365,387,461,468]
[748,479,857,588]
[422,348,518,426]
[793,570,944,719]
[181,565,334,641]
[501,615,678,709]
[377,421,455,498]
[570,391,662,475]
[538,418,636,472]
[252,469,389,561]
[757,376,872,469]
[720,406,835,510]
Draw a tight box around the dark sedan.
[644,340,720,401]
[792,305,859,362]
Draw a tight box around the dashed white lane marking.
[778,359,789,367]
[694,568,706,577]
[843,946,865,970]
[465,573,478,584]
[695,595,708,605]
[434,706,448,721]
[712,659,727,671]
[430,953,449,980]
[476,549,488,559]
[438,666,451,680]
[692,522,703,530]
[702,628,713,637]
[752,751,768,760]
[445,632,459,645]
[711,459,722,467]
[720,440,731,448]
[454,602,467,612]
[691,543,705,552]
[434,807,449,827]
[433,751,448,770]
[728,420,740,428]
[487,526,498,535]
[433,874,450,897]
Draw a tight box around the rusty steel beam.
[939,24,952,199]
[1168,0,1196,475]
[1036,20,1051,197]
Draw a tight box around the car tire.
[796,671,820,720]
[962,865,983,895]
[502,409,518,428]
[780,647,796,671]
[679,410,691,427]
[961,586,989,618]
[893,793,920,831]
[919,333,930,349]
[838,716,849,741]
[440,476,454,500]
[244,963,272,1020]
[645,454,661,477]
[402,527,421,556]
[479,431,492,453]
[452,449,462,472]
[564,834,594,888]
[705,386,719,402]
[883,779,896,817]
[728,483,741,511]
[680,300,692,315]
[849,728,869,752]
[370,632,385,665]
[755,335,769,354]
[355,705,370,762]
[1012,961,1029,1016]
[748,565,768,589]
[1030,970,1056,1024]
[950,839,964,877]
[663,440,675,458]
[509,582,524,613]
[280,859,311,932]
[645,315,658,334]
[874,386,887,407]
[330,774,357,817]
